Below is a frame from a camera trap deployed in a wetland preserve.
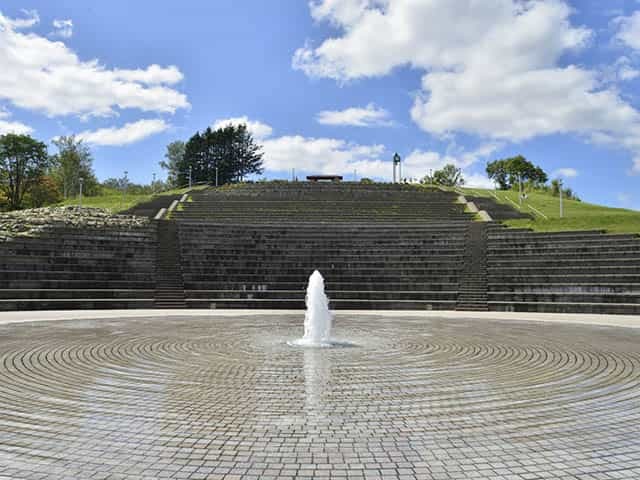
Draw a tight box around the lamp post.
[518,174,524,206]
[559,179,564,218]
[215,166,218,187]
[152,172,156,194]
[122,171,128,207]
[393,153,401,183]
[78,177,84,208]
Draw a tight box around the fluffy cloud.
[316,103,392,127]
[403,143,500,186]
[552,168,579,178]
[76,119,169,146]
[615,11,640,50]
[295,0,640,173]
[6,9,39,29]
[0,11,189,118]
[262,135,386,176]
[0,107,32,134]
[51,19,73,39]
[213,115,495,183]
[212,116,274,140]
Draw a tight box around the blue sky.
[1,1,639,210]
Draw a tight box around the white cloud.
[0,11,189,118]
[76,119,169,146]
[316,103,392,127]
[262,134,387,176]
[553,168,579,178]
[212,116,274,140]
[615,11,640,50]
[0,118,33,135]
[295,0,640,174]
[113,65,184,86]
[403,142,499,185]
[7,9,39,29]
[51,19,73,39]
[0,107,32,134]
[217,115,496,183]
[612,56,640,82]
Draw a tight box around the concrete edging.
[1,309,638,329]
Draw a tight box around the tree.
[159,141,185,187]
[27,176,62,208]
[551,179,580,201]
[51,136,99,198]
[431,164,464,187]
[486,155,548,189]
[233,125,264,182]
[0,134,50,210]
[179,124,264,186]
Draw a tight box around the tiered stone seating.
[176,183,470,223]
[175,183,472,309]
[0,222,157,310]
[487,228,640,314]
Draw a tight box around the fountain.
[290,270,335,347]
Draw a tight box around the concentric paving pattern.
[1,315,639,480]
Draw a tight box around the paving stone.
[0,314,638,478]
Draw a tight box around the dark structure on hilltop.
[0,183,638,314]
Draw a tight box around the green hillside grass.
[58,185,203,213]
[455,186,640,234]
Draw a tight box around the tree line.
[0,133,100,211]
[0,133,174,212]
[160,123,264,187]
[420,155,578,200]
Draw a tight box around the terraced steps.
[154,220,186,309]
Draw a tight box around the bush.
[26,176,63,208]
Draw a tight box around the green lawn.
[58,185,204,213]
[453,186,640,234]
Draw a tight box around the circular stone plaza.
[0,183,639,479]
[0,311,639,480]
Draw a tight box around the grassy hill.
[57,185,202,213]
[57,182,640,234]
[454,186,640,234]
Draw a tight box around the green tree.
[551,179,580,201]
[159,141,185,187]
[431,164,464,187]
[486,155,548,189]
[51,135,99,198]
[179,124,264,186]
[0,133,50,210]
[26,175,63,208]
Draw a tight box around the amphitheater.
[0,182,639,479]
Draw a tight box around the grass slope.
[456,186,640,234]
[58,186,202,213]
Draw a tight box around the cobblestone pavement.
[0,314,639,479]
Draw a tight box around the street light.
[122,171,128,207]
[152,172,156,194]
[559,179,564,219]
[78,177,84,208]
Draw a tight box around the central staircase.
[456,222,489,311]
[154,220,186,308]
